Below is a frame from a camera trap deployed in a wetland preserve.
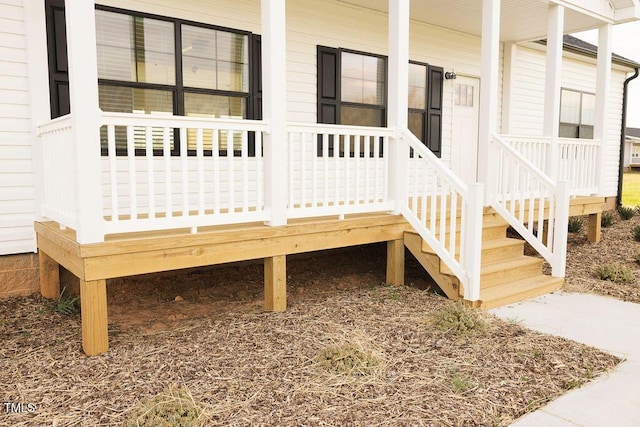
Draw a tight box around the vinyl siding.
[0,0,35,255]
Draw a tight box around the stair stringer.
[404,231,463,301]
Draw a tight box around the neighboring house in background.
[1,0,640,354]
[624,127,640,169]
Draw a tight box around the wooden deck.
[36,213,412,355]
[35,196,605,355]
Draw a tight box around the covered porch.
[31,0,637,354]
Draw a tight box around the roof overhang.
[339,0,640,42]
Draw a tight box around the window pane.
[96,10,135,81]
[182,25,248,91]
[184,92,246,152]
[95,11,175,85]
[341,52,385,105]
[560,89,580,124]
[99,86,174,151]
[579,125,594,139]
[408,111,424,142]
[559,123,579,138]
[408,63,426,109]
[134,17,175,85]
[581,93,595,126]
[340,105,383,127]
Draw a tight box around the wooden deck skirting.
[35,213,412,355]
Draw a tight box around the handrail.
[101,111,269,132]
[490,132,569,277]
[400,130,483,301]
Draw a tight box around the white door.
[452,76,480,183]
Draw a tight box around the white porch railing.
[287,124,393,218]
[558,137,599,195]
[490,133,569,277]
[100,113,270,234]
[401,130,484,301]
[38,115,77,228]
[500,135,599,196]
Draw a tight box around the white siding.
[0,0,35,255]
[509,43,628,197]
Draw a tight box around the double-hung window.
[317,46,443,157]
[559,88,595,139]
[45,2,261,156]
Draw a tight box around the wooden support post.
[38,250,60,299]
[264,255,286,312]
[588,212,602,243]
[386,239,405,286]
[80,279,108,356]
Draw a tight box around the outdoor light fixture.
[445,71,457,80]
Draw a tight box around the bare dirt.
[0,241,624,426]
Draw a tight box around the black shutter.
[248,34,262,157]
[426,65,443,157]
[45,0,70,119]
[250,34,262,121]
[317,46,340,125]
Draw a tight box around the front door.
[451,76,480,183]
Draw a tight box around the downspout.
[617,67,640,207]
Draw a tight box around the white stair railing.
[490,133,569,277]
[400,130,484,301]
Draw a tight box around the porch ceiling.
[339,0,637,42]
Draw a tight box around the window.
[317,46,443,157]
[45,2,261,155]
[559,89,595,139]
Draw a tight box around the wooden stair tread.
[480,255,543,273]
[479,275,564,309]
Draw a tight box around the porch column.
[65,0,104,243]
[594,24,613,196]
[477,0,500,203]
[543,4,564,181]
[501,42,517,135]
[388,0,410,214]
[262,0,288,226]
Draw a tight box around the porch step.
[479,275,564,310]
[405,207,564,309]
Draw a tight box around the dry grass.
[1,253,620,427]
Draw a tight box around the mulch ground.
[561,210,640,302]
[0,243,622,426]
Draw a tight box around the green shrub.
[633,225,640,242]
[431,302,486,335]
[618,205,636,220]
[600,212,614,228]
[635,253,640,265]
[594,264,634,283]
[567,217,584,233]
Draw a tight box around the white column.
[24,0,50,237]
[594,24,612,196]
[388,0,410,214]
[65,0,104,243]
[543,4,564,180]
[501,42,517,135]
[477,0,500,202]
[262,0,288,226]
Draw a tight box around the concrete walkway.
[491,292,640,427]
